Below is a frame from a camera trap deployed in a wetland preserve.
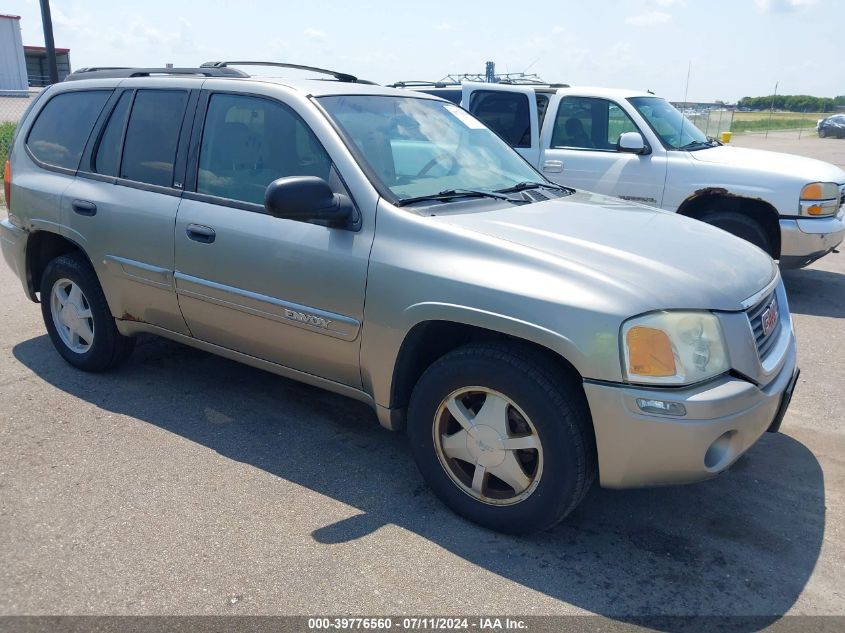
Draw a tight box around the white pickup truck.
[407,82,845,267]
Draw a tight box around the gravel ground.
[0,136,844,626]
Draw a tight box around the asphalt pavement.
[1,136,844,624]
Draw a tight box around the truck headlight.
[799,182,839,217]
[621,311,729,386]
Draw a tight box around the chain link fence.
[1,92,40,208]
[681,109,734,139]
[1,92,38,164]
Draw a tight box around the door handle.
[542,160,564,173]
[71,200,97,216]
[186,223,216,244]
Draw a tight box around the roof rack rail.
[200,61,364,83]
[388,80,460,89]
[65,66,248,81]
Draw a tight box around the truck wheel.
[407,342,596,534]
[699,210,772,256]
[40,252,135,372]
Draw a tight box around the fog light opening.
[636,398,687,416]
[704,430,738,471]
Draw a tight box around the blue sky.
[5,0,843,102]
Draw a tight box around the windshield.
[628,96,711,150]
[318,95,544,202]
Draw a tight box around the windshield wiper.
[495,181,573,194]
[395,189,514,207]
[677,139,715,151]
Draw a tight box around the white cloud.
[654,0,686,6]
[754,0,818,12]
[51,6,83,31]
[552,25,565,34]
[303,27,326,40]
[433,22,453,31]
[625,11,672,26]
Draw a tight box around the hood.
[689,145,845,183]
[432,191,776,312]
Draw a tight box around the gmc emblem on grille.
[761,299,779,337]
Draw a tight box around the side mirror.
[618,132,650,155]
[264,176,353,227]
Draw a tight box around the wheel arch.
[676,189,782,257]
[387,317,588,427]
[25,230,92,302]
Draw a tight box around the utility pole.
[485,61,495,83]
[38,0,59,85]
[765,81,778,139]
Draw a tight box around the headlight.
[799,181,839,217]
[621,311,729,386]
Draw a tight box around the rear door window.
[468,90,532,148]
[120,90,189,187]
[26,90,111,170]
[196,93,332,205]
[93,91,133,176]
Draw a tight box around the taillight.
[2,160,9,211]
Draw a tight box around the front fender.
[360,300,596,416]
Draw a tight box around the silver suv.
[1,62,799,533]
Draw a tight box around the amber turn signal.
[626,326,676,377]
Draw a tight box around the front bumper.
[583,338,798,489]
[0,218,29,296]
[778,209,844,268]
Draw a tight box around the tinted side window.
[551,97,639,151]
[418,89,462,104]
[536,94,551,129]
[121,90,189,187]
[468,91,532,148]
[26,90,111,170]
[551,97,596,149]
[93,91,132,176]
[197,93,332,205]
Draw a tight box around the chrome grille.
[747,290,782,360]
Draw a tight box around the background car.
[818,114,845,138]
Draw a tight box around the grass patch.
[0,122,15,164]
[0,123,13,210]
[731,111,822,133]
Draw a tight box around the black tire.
[407,342,597,534]
[40,252,135,372]
[818,129,827,138]
[699,210,772,255]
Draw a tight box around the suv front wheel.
[407,342,596,534]
[40,252,135,372]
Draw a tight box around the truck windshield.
[628,96,713,150]
[318,95,546,203]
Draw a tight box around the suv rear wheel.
[40,253,135,371]
[407,342,596,534]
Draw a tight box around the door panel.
[62,178,189,334]
[62,87,195,334]
[540,95,667,206]
[174,200,370,387]
[174,91,372,388]
[461,82,540,165]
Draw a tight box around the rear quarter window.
[26,90,112,170]
[468,91,532,148]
